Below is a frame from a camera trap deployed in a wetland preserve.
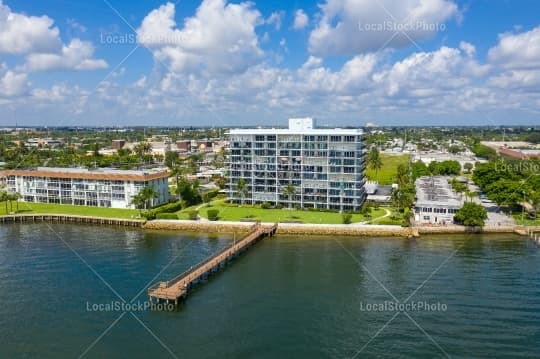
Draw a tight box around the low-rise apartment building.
[414,176,462,225]
[0,167,169,209]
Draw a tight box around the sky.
[0,0,539,127]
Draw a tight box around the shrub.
[207,209,220,221]
[156,213,179,220]
[261,202,271,209]
[188,210,198,220]
[342,213,353,224]
[202,189,220,203]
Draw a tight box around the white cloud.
[137,0,263,74]
[0,0,61,54]
[266,11,285,30]
[0,66,28,97]
[67,18,87,33]
[24,39,108,72]
[309,0,458,55]
[488,26,540,69]
[293,9,309,30]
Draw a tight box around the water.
[0,223,539,358]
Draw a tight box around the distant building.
[414,176,462,225]
[497,147,540,160]
[25,138,64,148]
[111,140,126,150]
[176,140,192,152]
[0,167,169,209]
[228,118,366,211]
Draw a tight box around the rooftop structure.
[414,176,463,225]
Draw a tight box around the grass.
[366,154,410,185]
[0,201,139,219]
[512,214,540,226]
[177,201,386,224]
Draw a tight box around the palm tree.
[131,193,145,216]
[133,142,152,158]
[464,190,477,203]
[236,179,248,205]
[367,147,383,183]
[282,183,296,209]
[8,192,21,213]
[140,186,159,209]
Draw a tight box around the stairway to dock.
[148,222,278,305]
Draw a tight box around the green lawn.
[0,201,139,219]
[513,214,540,226]
[366,154,410,185]
[178,201,386,224]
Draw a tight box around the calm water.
[0,224,539,359]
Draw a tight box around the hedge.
[207,209,220,221]
[143,201,183,220]
[156,213,179,220]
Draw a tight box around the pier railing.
[147,222,263,293]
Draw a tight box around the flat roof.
[415,176,462,207]
[229,128,363,135]
[0,167,169,182]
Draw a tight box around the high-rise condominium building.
[228,118,366,211]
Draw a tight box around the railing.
[148,223,263,293]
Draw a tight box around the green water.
[0,223,539,358]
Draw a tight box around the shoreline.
[1,214,538,238]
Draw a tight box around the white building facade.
[228,118,366,211]
[414,176,462,225]
[0,167,169,209]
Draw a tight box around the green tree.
[367,147,383,182]
[464,162,473,174]
[454,202,488,227]
[411,161,430,180]
[139,186,158,209]
[282,183,297,209]
[130,193,146,216]
[236,178,248,205]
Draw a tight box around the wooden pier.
[148,222,278,305]
[0,214,144,227]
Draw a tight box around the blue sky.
[1,0,539,127]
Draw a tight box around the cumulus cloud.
[24,39,108,72]
[488,26,540,69]
[0,0,61,54]
[0,66,29,97]
[137,0,263,74]
[293,9,309,30]
[0,1,106,72]
[309,0,459,55]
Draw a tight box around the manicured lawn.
[366,154,410,185]
[513,214,540,226]
[0,201,139,219]
[178,201,386,224]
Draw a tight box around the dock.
[148,222,278,305]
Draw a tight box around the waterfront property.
[414,176,462,225]
[228,118,366,211]
[0,167,169,209]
